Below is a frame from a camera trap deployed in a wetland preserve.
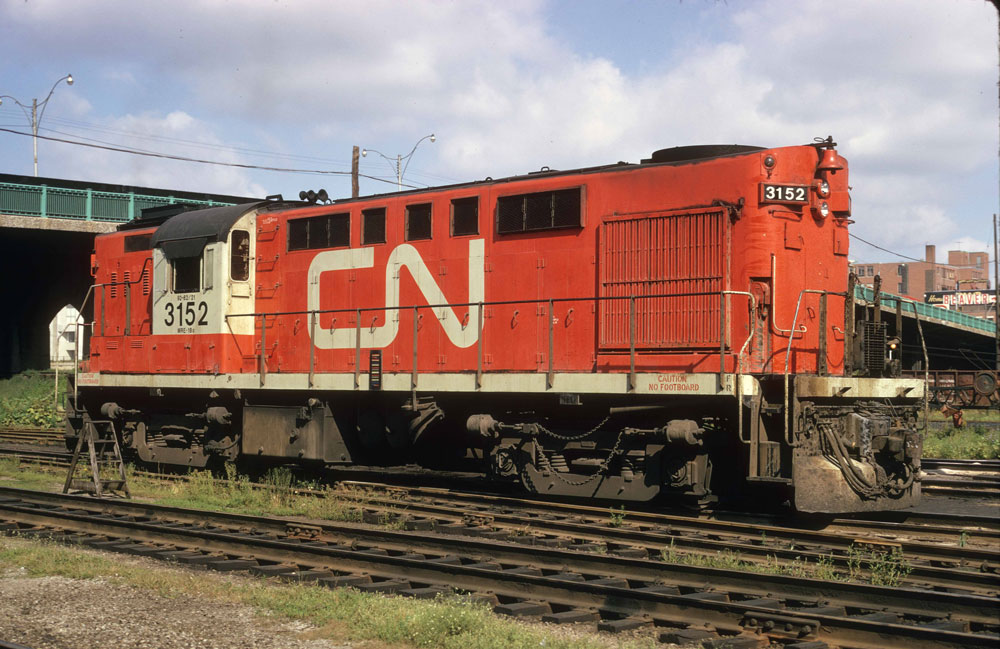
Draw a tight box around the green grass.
[923,424,1000,459]
[0,536,661,649]
[0,457,62,491]
[0,370,65,428]
[144,465,367,523]
[658,539,910,587]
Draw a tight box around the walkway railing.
[856,284,995,335]
[0,181,232,222]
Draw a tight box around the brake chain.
[535,414,611,441]
[533,427,627,487]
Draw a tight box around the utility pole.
[351,146,360,199]
[994,213,998,370]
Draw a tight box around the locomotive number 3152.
[760,183,808,203]
[164,301,208,327]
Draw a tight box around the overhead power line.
[850,233,994,268]
[0,105,462,186]
[0,127,415,188]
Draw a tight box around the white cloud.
[40,111,266,197]
[943,236,990,254]
[0,0,995,260]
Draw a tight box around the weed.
[0,370,66,428]
[923,424,1000,459]
[608,505,626,528]
[657,538,908,585]
[659,538,680,563]
[846,544,911,587]
[959,531,969,548]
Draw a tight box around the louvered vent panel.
[599,208,725,350]
[142,268,151,296]
[861,321,887,374]
[110,272,118,298]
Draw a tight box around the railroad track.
[0,427,62,446]
[0,444,72,468]
[0,486,996,649]
[923,458,1000,473]
[2,442,997,537]
[326,481,1000,593]
[2,441,997,596]
[921,459,1000,499]
[8,441,992,543]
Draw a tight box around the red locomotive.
[69,138,924,513]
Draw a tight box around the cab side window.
[231,230,250,281]
[173,257,200,293]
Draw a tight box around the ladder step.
[69,480,99,493]
[64,418,130,499]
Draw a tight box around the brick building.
[850,245,994,320]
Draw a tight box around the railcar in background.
[67,138,924,513]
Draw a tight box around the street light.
[0,74,74,177]
[362,133,436,191]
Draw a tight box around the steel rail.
[0,428,62,445]
[922,458,1000,472]
[330,481,1000,564]
[923,477,1000,490]
[0,445,996,568]
[331,491,1000,594]
[2,486,997,610]
[2,442,997,539]
[1,445,996,596]
[0,488,996,649]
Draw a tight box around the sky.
[1,0,997,265]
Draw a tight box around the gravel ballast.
[0,556,349,649]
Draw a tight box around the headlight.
[817,180,830,197]
[819,202,830,218]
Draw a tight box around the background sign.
[924,290,996,308]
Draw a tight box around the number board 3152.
[760,183,809,204]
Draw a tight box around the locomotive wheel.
[974,371,997,397]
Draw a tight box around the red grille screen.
[599,208,727,350]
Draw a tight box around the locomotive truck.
[67,138,924,513]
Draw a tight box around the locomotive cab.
[150,203,259,339]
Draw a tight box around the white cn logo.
[307,239,484,349]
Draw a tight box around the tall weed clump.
[0,370,64,428]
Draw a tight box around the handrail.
[721,290,757,446]
[783,288,847,445]
[0,180,231,222]
[225,289,741,322]
[68,268,152,403]
[770,254,807,338]
[907,300,930,433]
[229,289,761,398]
[71,284,96,407]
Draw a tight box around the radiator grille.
[599,208,726,350]
[861,321,887,374]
